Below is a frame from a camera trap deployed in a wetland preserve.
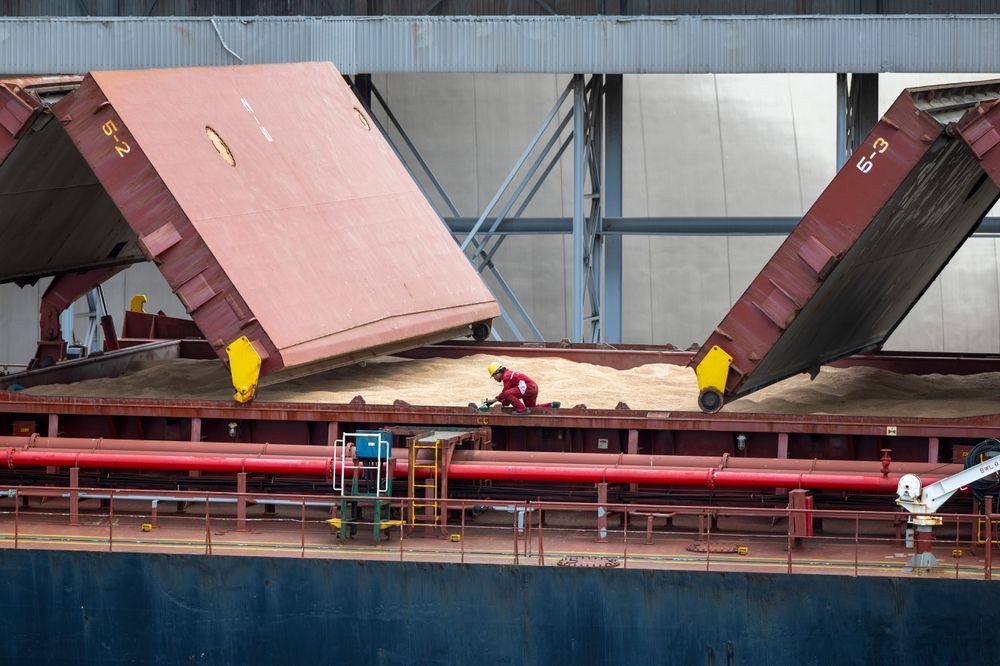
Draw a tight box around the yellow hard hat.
[487,361,504,378]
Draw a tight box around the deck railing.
[0,484,996,580]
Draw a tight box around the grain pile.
[20,354,1000,417]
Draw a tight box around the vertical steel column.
[596,481,608,542]
[836,73,847,170]
[583,75,604,343]
[777,433,789,459]
[777,432,790,495]
[83,290,100,353]
[604,74,623,343]
[846,74,879,159]
[928,437,939,464]
[59,307,74,348]
[353,74,372,108]
[572,74,586,342]
[627,428,638,493]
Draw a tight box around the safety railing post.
[525,503,531,558]
[623,508,628,569]
[705,510,712,572]
[399,503,405,562]
[460,500,466,564]
[108,490,114,552]
[301,498,306,559]
[985,496,994,581]
[204,494,212,556]
[786,506,793,575]
[236,472,247,532]
[954,515,961,580]
[513,505,520,566]
[538,508,545,566]
[854,514,860,577]
[69,467,80,527]
[14,491,19,549]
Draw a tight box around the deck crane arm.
[896,441,1000,515]
[894,439,1000,571]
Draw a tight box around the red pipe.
[453,451,957,475]
[4,449,331,476]
[5,437,959,476]
[439,463,909,491]
[18,437,334,458]
[1,448,928,491]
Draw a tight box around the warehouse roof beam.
[3,15,1000,74]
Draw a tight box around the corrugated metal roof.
[1,15,1000,75]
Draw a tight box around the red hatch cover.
[691,79,1000,412]
[0,63,498,394]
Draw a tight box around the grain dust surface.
[20,355,1000,417]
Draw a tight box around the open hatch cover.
[0,63,499,401]
[691,79,1000,413]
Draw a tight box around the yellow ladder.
[408,437,441,527]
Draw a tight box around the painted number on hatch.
[856,137,889,174]
[102,120,131,157]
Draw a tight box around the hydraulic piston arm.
[30,266,124,369]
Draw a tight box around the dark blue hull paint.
[0,550,993,665]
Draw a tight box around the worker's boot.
[550,401,561,408]
[514,408,531,415]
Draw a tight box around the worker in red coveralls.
[481,361,560,415]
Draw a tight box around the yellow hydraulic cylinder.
[226,336,262,404]
[694,345,733,414]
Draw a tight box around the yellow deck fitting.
[129,294,148,313]
[226,336,262,404]
[325,518,404,531]
[140,523,153,532]
[694,345,733,414]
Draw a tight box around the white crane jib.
[897,454,1000,515]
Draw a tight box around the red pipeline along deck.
[692,79,1000,413]
[0,65,498,402]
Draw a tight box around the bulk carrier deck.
[3,66,1000,664]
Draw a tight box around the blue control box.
[355,430,392,459]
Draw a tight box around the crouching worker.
[482,361,560,415]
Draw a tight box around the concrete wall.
[2,73,999,366]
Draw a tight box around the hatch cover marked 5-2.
[101,119,130,157]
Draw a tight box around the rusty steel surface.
[0,340,211,390]
[0,75,144,284]
[1,63,497,379]
[3,390,1000,440]
[692,79,1000,405]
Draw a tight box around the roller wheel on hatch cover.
[698,388,724,414]
[472,321,491,341]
